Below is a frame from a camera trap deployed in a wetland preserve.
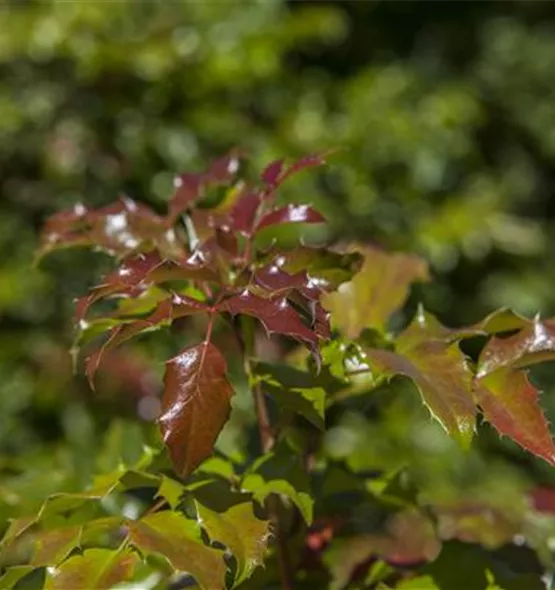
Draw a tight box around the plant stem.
[239,316,294,590]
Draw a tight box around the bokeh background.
[3,0,555,568]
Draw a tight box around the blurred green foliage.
[3,0,555,586]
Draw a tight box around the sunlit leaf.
[128,511,226,590]
[475,369,555,466]
[323,246,429,337]
[366,341,476,447]
[159,341,234,477]
[196,500,270,586]
[45,547,137,590]
[255,204,326,232]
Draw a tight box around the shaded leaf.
[263,381,326,430]
[255,204,326,232]
[128,511,226,590]
[159,342,234,477]
[475,369,555,466]
[45,547,137,590]
[323,246,430,337]
[0,566,35,589]
[323,511,440,590]
[242,445,313,524]
[196,500,271,586]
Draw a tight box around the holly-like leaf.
[477,317,555,377]
[128,511,226,590]
[196,500,271,586]
[221,291,319,353]
[169,151,240,222]
[31,526,82,567]
[242,444,313,524]
[44,547,137,590]
[255,204,326,232]
[323,246,430,337]
[159,341,234,478]
[366,341,476,448]
[475,369,555,466]
[260,158,284,186]
[39,197,179,260]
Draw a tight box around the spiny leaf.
[128,511,226,590]
[230,190,262,235]
[169,151,240,221]
[44,547,138,590]
[159,341,234,478]
[255,204,326,232]
[39,197,178,259]
[84,293,207,387]
[477,317,555,377]
[221,291,319,353]
[366,342,476,448]
[323,245,430,337]
[475,369,555,466]
[196,500,271,586]
[242,444,313,524]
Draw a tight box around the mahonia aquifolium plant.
[2,153,555,589]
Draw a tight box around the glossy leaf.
[128,511,226,590]
[242,445,313,524]
[159,342,234,478]
[169,151,240,221]
[323,246,430,337]
[477,317,555,377]
[44,547,138,590]
[230,190,262,235]
[260,158,284,186]
[475,369,555,466]
[366,341,476,447]
[221,291,319,352]
[255,204,326,232]
[196,500,270,586]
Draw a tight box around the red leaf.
[85,294,207,387]
[159,342,234,477]
[221,291,319,352]
[75,251,166,321]
[255,204,326,232]
[260,159,284,186]
[475,368,555,466]
[169,151,240,222]
[279,153,327,185]
[254,265,321,301]
[477,317,555,377]
[230,190,262,235]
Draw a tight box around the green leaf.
[44,547,138,590]
[396,576,440,589]
[156,476,185,509]
[241,444,313,524]
[0,566,35,589]
[366,340,476,448]
[322,245,429,337]
[128,511,226,590]
[265,383,326,430]
[196,500,270,586]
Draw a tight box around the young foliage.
[6,153,555,588]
